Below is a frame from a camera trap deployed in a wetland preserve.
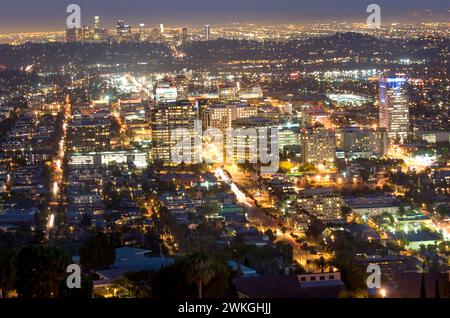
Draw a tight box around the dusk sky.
[0,0,449,33]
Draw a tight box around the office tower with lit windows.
[181,27,189,44]
[93,16,103,41]
[204,25,211,41]
[278,122,301,151]
[116,19,125,34]
[81,26,91,42]
[94,16,101,30]
[231,116,277,163]
[66,27,78,42]
[67,116,112,152]
[138,24,146,42]
[335,127,388,159]
[151,100,198,162]
[379,77,409,142]
[301,127,335,168]
[119,98,151,146]
[116,19,131,41]
[203,104,258,132]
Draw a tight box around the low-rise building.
[345,195,400,217]
[235,272,346,298]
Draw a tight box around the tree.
[152,253,232,298]
[398,205,407,216]
[264,229,276,242]
[79,233,116,270]
[103,181,122,210]
[436,205,450,219]
[0,226,33,297]
[437,241,449,254]
[293,261,307,274]
[184,252,216,298]
[275,241,294,264]
[427,254,448,274]
[331,256,367,292]
[306,218,326,238]
[340,206,352,218]
[124,270,154,298]
[110,277,134,298]
[0,250,16,298]
[15,245,70,298]
[313,256,328,273]
[338,290,368,298]
[381,212,395,225]
[59,274,93,298]
[382,184,395,193]
[81,213,92,228]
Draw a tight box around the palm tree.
[185,252,216,298]
[313,256,328,273]
[111,277,133,298]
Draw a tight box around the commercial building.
[151,100,198,163]
[204,25,211,41]
[202,104,258,132]
[155,83,178,102]
[297,188,344,223]
[232,116,277,163]
[278,122,301,151]
[379,77,409,142]
[417,131,450,144]
[119,98,151,145]
[67,116,112,152]
[335,127,388,159]
[300,127,335,168]
[66,27,78,42]
[344,195,400,217]
[68,151,148,168]
[116,19,132,42]
[138,23,146,42]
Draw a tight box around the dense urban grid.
[0,15,449,299]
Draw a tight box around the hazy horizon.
[0,0,448,34]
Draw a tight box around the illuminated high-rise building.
[297,188,343,222]
[160,23,165,34]
[67,116,112,152]
[202,104,257,132]
[335,127,388,159]
[116,19,131,41]
[94,16,101,30]
[232,116,277,163]
[151,100,198,162]
[181,27,189,44]
[204,25,211,41]
[119,98,151,146]
[116,19,125,34]
[301,127,335,168]
[66,27,78,42]
[93,16,103,41]
[81,26,91,42]
[379,77,409,142]
[139,23,146,42]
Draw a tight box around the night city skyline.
[0,0,449,33]
[0,0,449,310]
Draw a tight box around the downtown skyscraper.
[379,77,409,142]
